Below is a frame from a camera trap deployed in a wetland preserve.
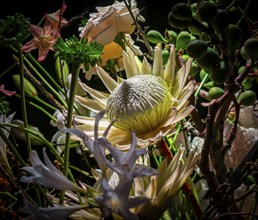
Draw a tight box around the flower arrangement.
[0,0,258,219]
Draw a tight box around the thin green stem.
[60,62,81,203]
[0,126,26,166]
[34,96,57,111]
[17,45,32,153]
[194,73,209,98]
[23,55,68,108]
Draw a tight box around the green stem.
[23,55,68,108]
[60,62,81,203]
[34,96,57,111]
[0,126,26,166]
[17,45,32,153]
[194,73,209,98]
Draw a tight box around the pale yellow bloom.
[74,43,195,149]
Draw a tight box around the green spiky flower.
[54,35,103,69]
[0,13,30,47]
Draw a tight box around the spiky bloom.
[73,43,194,148]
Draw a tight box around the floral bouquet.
[0,0,258,219]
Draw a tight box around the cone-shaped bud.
[186,39,208,58]
[106,75,172,133]
[197,1,217,23]
[210,60,230,84]
[244,38,258,62]
[212,9,230,35]
[237,90,257,106]
[12,74,38,98]
[208,86,224,99]
[171,3,192,21]
[225,24,243,52]
[196,47,219,69]
[146,30,167,44]
[168,11,191,29]
[176,31,193,50]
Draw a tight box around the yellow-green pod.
[12,74,38,98]
[55,56,70,86]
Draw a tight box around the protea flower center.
[106,75,172,133]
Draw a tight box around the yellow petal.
[141,57,152,74]
[78,82,108,108]
[153,44,164,77]
[96,66,119,92]
[75,95,105,113]
[164,44,176,86]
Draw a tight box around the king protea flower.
[73,43,195,148]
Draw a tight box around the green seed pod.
[204,81,214,90]
[11,119,45,146]
[55,56,70,86]
[188,25,202,36]
[186,39,208,58]
[176,31,192,50]
[168,11,192,29]
[208,86,224,99]
[190,3,198,18]
[240,46,249,60]
[162,49,170,64]
[212,9,230,35]
[167,30,178,44]
[210,60,230,84]
[242,78,253,90]
[225,24,243,52]
[146,30,167,44]
[243,38,258,62]
[12,74,38,98]
[196,47,219,69]
[189,61,200,77]
[199,69,210,81]
[197,1,217,23]
[237,90,257,106]
[171,3,192,21]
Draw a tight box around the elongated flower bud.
[12,74,38,98]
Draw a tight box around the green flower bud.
[186,39,208,58]
[11,119,45,146]
[208,86,224,99]
[189,61,200,77]
[225,24,243,52]
[242,78,253,90]
[210,60,230,84]
[196,47,219,69]
[55,56,70,86]
[12,74,38,98]
[171,3,192,21]
[212,9,230,35]
[197,1,217,24]
[204,81,214,90]
[168,11,192,29]
[243,38,258,62]
[146,30,167,44]
[237,90,257,106]
[176,31,193,50]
